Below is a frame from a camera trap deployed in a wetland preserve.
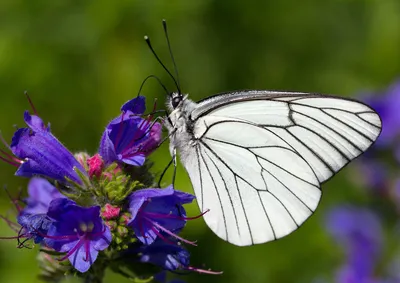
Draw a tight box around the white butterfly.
[164,90,381,246]
[145,21,382,246]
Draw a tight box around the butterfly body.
[166,93,198,159]
[165,90,382,246]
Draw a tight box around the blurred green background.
[0,1,399,283]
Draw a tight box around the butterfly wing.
[180,91,381,246]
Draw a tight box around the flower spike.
[0,92,221,281]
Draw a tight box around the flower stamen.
[120,118,149,157]
[24,91,38,116]
[0,148,22,164]
[146,218,197,246]
[3,187,23,213]
[150,226,176,245]
[0,153,21,167]
[17,236,33,249]
[0,131,11,150]
[138,215,148,239]
[58,240,84,261]
[145,209,210,222]
[187,266,223,275]
[85,240,90,262]
[0,214,21,232]
[0,235,23,240]
[122,118,162,157]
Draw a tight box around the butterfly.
[146,21,382,246]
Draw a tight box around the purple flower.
[17,213,52,244]
[336,265,384,283]
[10,111,87,184]
[99,96,162,166]
[0,208,52,246]
[22,177,65,215]
[138,240,190,271]
[326,205,382,283]
[44,199,112,273]
[137,240,221,275]
[127,185,196,245]
[355,160,389,193]
[360,80,400,148]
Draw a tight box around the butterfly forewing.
[192,91,381,183]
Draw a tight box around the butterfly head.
[169,92,184,109]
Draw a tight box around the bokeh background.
[0,1,400,283]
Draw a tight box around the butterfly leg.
[172,147,177,187]
[157,156,173,187]
[156,145,178,187]
[170,147,184,217]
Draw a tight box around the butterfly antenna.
[144,36,181,94]
[162,19,181,94]
[137,75,170,98]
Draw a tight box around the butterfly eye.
[172,96,182,108]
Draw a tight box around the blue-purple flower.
[22,177,65,215]
[137,240,221,275]
[360,80,400,149]
[355,160,390,194]
[14,177,64,245]
[138,240,190,271]
[0,94,220,281]
[17,213,52,245]
[9,111,86,184]
[99,96,161,166]
[354,80,400,197]
[44,199,112,273]
[326,205,382,283]
[127,185,196,245]
[0,201,52,246]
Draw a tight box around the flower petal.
[18,213,52,244]
[23,111,49,132]
[121,153,145,166]
[121,96,146,115]
[133,220,157,245]
[68,241,99,273]
[173,191,196,204]
[138,240,190,271]
[24,177,65,215]
[47,198,76,220]
[92,228,112,251]
[99,131,118,165]
[128,186,175,221]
